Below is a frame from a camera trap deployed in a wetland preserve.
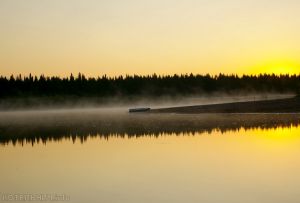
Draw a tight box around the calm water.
[1,111,300,203]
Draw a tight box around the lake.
[1,110,300,203]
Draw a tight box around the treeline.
[0,73,300,98]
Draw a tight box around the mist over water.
[144,93,294,108]
[0,93,294,111]
[1,110,300,146]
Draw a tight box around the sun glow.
[265,66,298,75]
[251,59,300,75]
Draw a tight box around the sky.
[1,0,300,77]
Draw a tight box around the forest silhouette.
[1,73,300,98]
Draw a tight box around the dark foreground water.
[1,110,300,203]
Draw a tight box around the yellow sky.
[1,0,300,77]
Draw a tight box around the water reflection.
[1,111,300,146]
[1,121,300,203]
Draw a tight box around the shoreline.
[149,96,300,114]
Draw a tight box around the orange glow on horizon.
[1,1,300,77]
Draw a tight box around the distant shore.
[150,96,300,113]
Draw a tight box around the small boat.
[129,107,151,113]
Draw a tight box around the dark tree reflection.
[1,112,300,146]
